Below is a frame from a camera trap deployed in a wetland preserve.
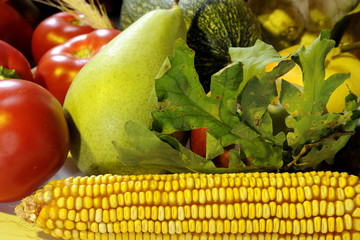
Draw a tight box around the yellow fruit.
[267,44,360,113]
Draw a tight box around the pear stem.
[174,0,179,5]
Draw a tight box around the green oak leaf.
[113,120,215,173]
[279,30,360,169]
[114,120,261,173]
[205,132,224,159]
[229,39,291,95]
[292,93,360,170]
[152,39,241,142]
[229,40,294,143]
[239,60,295,139]
[281,30,349,152]
[152,39,291,171]
[230,121,283,169]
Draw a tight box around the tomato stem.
[72,47,92,59]
[69,18,87,26]
[0,66,20,80]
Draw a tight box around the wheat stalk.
[34,0,113,29]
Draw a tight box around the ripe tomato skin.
[4,0,42,28]
[34,29,121,105]
[0,40,34,81]
[212,148,230,168]
[190,128,208,158]
[0,79,70,202]
[0,1,33,59]
[31,12,96,64]
[0,2,33,60]
[190,127,230,168]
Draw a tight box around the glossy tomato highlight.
[0,79,70,202]
[31,12,95,64]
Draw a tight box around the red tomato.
[31,12,96,64]
[0,79,70,202]
[212,149,230,168]
[190,128,208,158]
[4,0,42,28]
[34,29,121,105]
[0,2,33,60]
[190,128,230,168]
[0,40,34,81]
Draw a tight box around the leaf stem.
[340,41,360,52]
[331,41,360,57]
[286,130,355,169]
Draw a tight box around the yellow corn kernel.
[15,171,360,239]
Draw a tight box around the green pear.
[63,4,187,175]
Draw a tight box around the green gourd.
[63,4,187,175]
[120,0,261,92]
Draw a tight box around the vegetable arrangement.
[120,0,262,92]
[113,32,360,174]
[0,0,116,202]
[0,0,359,239]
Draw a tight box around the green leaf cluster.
[113,30,360,174]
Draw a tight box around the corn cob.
[15,171,360,240]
